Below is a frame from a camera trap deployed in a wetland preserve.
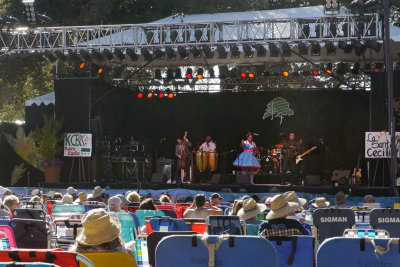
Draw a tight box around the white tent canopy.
[25,91,54,106]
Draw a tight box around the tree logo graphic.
[263,97,294,124]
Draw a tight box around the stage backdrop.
[91,86,372,183]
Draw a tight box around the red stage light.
[326,69,332,75]
[168,93,174,99]
[97,67,104,74]
[196,74,203,79]
[241,73,247,78]
[147,92,153,98]
[159,92,164,98]
[79,62,86,69]
[282,71,290,77]
[312,70,319,76]
[248,73,255,78]
[137,93,143,98]
[186,73,192,79]
[374,68,380,73]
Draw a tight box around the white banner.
[365,132,400,158]
[64,133,92,157]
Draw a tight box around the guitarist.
[281,132,300,185]
[173,135,192,184]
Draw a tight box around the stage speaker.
[236,174,250,184]
[305,175,321,186]
[331,169,351,185]
[151,173,164,183]
[210,174,222,184]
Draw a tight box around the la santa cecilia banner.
[365,132,400,158]
[64,133,92,157]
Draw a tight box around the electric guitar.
[352,154,362,185]
[296,146,317,164]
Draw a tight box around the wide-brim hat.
[237,198,266,221]
[116,194,130,204]
[284,191,307,207]
[312,197,330,208]
[266,194,299,220]
[31,189,42,196]
[76,208,121,245]
[67,187,78,195]
[91,186,105,198]
[0,186,7,196]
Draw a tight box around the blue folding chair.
[370,208,400,237]
[155,235,278,267]
[52,204,85,215]
[135,210,165,227]
[268,235,314,267]
[312,208,355,243]
[149,218,188,232]
[83,202,107,213]
[110,212,136,243]
[206,215,244,235]
[317,237,400,267]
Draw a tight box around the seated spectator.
[237,198,266,235]
[258,194,309,235]
[70,208,135,259]
[364,195,375,204]
[30,195,42,203]
[284,191,306,209]
[88,186,107,204]
[184,196,194,203]
[115,194,130,210]
[311,197,330,210]
[126,191,140,203]
[334,191,348,208]
[75,192,88,204]
[139,198,157,210]
[62,194,74,204]
[184,194,223,219]
[209,193,223,206]
[3,188,12,196]
[4,195,19,212]
[31,189,43,198]
[67,187,78,200]
[159,194,171,203]
[229,200,243,216]
[109,196,127,213]
[251,194,260,203]
[53,192,63,200]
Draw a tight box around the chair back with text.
[370,208,400,237]
[149,218,188,232]
[12,209,46,221]
[312,208,355,243]
[317,237,400,267]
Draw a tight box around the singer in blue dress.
[233,133,261,184]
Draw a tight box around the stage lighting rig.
[202,45,214,59]
[22,0,52,24]
[231,44,240,58]
[178,46,189,60]
[190,46,201,58]
[243,44,253,58]
[126,48,138,61]
[281,43,291,57]
[113,48,125,61]
[255,44,266,57]
[311,42,321,56]
[217,45,227,59]
[269,43,279,57]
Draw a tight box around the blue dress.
[233,141,261,169]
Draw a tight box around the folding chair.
[9,219,48,249]
[82,202,107,213]
[0,226,17,248]
[12,209,46,221]
[158,209,177,218]
[206,215,244,235]
[52,204,84,215]
[370,208,400,237]
[312,208,355,243]
[135,210,165,227]
[317,237,400,267]
[155,235,278,267]
[81,251,137,267]
[0,263,60,266]
[110,213,135,243]
[183,218,207,234]
[50,219,82,250]
[126,203,140,213]
[0,210,10,220]
[148,218,188,232]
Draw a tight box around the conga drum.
[196,151,208,172]
[208,151,218,171]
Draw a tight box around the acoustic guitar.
[352,155,362,185]
[296,146,317,165]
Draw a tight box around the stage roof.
[25,92,54,107]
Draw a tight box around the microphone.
[319,138,324,144]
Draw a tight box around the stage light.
[311,42,321,56]
[241,72,247,78]
[166,89,175,99]
[79,62,86,69]
[326,69,332,74]
[202,45,214,59]
[194,29,203,42]
[102,49,114,61]
[155,69,162,79]
[325,63,333,74]
[154,48,165,59]
[312,70,319,76]
[0,14,19,24]
[329,23,337,37]
[231,44,240,58]
[113,48,125,61]
[79,49,91,62]
[97,67,104,74]
[159,92,165,98]
[374,62,384,72]
[191,46,201,58]
[186,68,193,79]
[298,42,308,55]
[137,92,143,98]
[23,0,52,24]
[126,48,138,61]
[197,68,204,79]
[168,93,174,99]
[218,66,229,79]
[147,92,153,98]
[166,47,176,60]
[178,46,189,60]
[353,41,366,56]
[338,40,346,50]
[262,71,271,77]
[363,63,372,74]
[352,62,360,74]
[302,24,310,39]
[141,48,152,61]
[167,69,174,80]
[281,43,291,57]
[230,68,239,78]
[324,0,340,11]
[365,40,381,52]
[243,44,253,58]
[269,43,279,57]
[146,31,154,44]
[255,44,266,57]
[217,45,227,59]
[175,68,182,79]
[325,41,336,55]
[282,71,290,77]
[170,30,178,42]
[248,73,255,78]
[209,68,215,78]
[344,43,353,54]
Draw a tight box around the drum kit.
[256,144,283,174]
[195,151,218,172]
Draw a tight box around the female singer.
[233,132,261,184]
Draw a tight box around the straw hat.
[67,187,78,195]
[312,197,330,208]
[266,194,299,220]
[284,191,307,207]
[62,194,73,204]
[237,198,266,221]
[76,208,121,246]
[92,186,105,198]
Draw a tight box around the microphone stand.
[320,138,332,184]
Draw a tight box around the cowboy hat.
[312,197,330,208]
[76,208,121,246]
[266,194,299,220]
[91,186,105,198]
[284,191,307,207]
[237,198,266,221]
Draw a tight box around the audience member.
[229,200,243,216]
[3,195,18,212]
[31,189,43,197]
[159,194,171,203]
[334,191,348,208]
[115,194,130,210]
[108,196,126,213]
[237,198,266,235]
[53,192,63,200]
[139,198,157,210]
[75,192,88,204]
[62,194,74,204]
[70,208,135,258]
[209,193,223,206]
[284,191,306,209]
[126,191,141,203]
[184,194,223,218]
[184,196,194,203]
[258,194,309,235]
[312,197,330,209]
[3,188,12,196]
[30,195,42,203]
[364,195,375,204]
[251,194,260,203]
[67,187,78,200]
[88,186,107,203]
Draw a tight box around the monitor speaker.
[210,174,222,184]
[305,175,321,186]
[236,174,250,184]
[151,173,164,183]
